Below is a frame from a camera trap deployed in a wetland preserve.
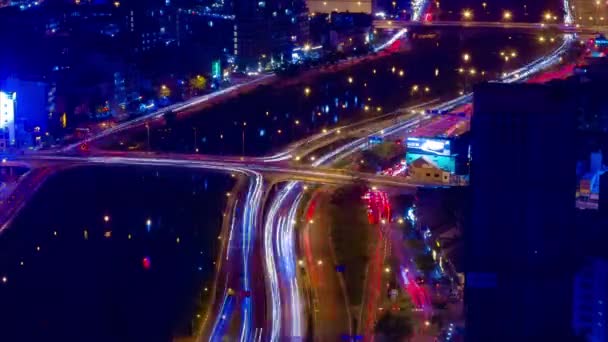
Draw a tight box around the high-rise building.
[119,0,167,53]
[468,64,608,340]
[232,0,308,69]
[0,91,16,150]
[2,77,53,147]
[307,0,372,14]
[467,82,579,341]
[573,258,608,342]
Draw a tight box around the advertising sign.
[212,60,221,79]
[406,137,451,156]
[0,91,16,146]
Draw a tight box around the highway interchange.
[0,14,585,341]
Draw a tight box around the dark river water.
[0,166,233,341]
[100,28,562,156]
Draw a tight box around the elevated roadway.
[16,154,433,191]
[373,19,607,34]
[0,25,578,342]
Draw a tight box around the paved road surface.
[302,190,352,341]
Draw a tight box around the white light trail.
[264,181,304,341]
[374,28,408,52]
[226,199,238,261]
[239,306,250,342]
[209,287,233,341]
[239,172,263,342]
[264,184,292,341]
[411,0,429,22]
[563,0,573,24]
[285,192,304,337]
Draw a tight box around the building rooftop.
[410,155,441,169]
[408,104,471,138]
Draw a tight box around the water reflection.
[102,29,560,156]
[0,166,233,341]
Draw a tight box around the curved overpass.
[0,26,578,341]
[16,154,438,191]
[373,19,607,34]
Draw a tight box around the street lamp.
[544,11,553,21]
[145,122,151,152]
[160,84,170,98]
[241,121,247,156]
[503,10,512,21]
[502,50,516,74]
[462,9,473,20]
[193,127,198,152]
[461,54,471,92]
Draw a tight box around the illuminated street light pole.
[499,49,517,76]
[242,122,247,157]
[462,53,471,91]
[145,122,151,152]
[292,119,300,137]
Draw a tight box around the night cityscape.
[0,0,607,341]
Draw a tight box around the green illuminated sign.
[212,60,221,79]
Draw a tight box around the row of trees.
[329,183,372,307]
[357,141,405,173]
[374,293,415,341]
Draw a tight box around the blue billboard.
[406,153,455,173]
[406,137,451,156]
[369,135,384,144]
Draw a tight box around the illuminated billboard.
[212,60,221,79]
[406,153,455,173]
[406,137,451,156]
[0,91,16,146]
[369,135,384,145]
